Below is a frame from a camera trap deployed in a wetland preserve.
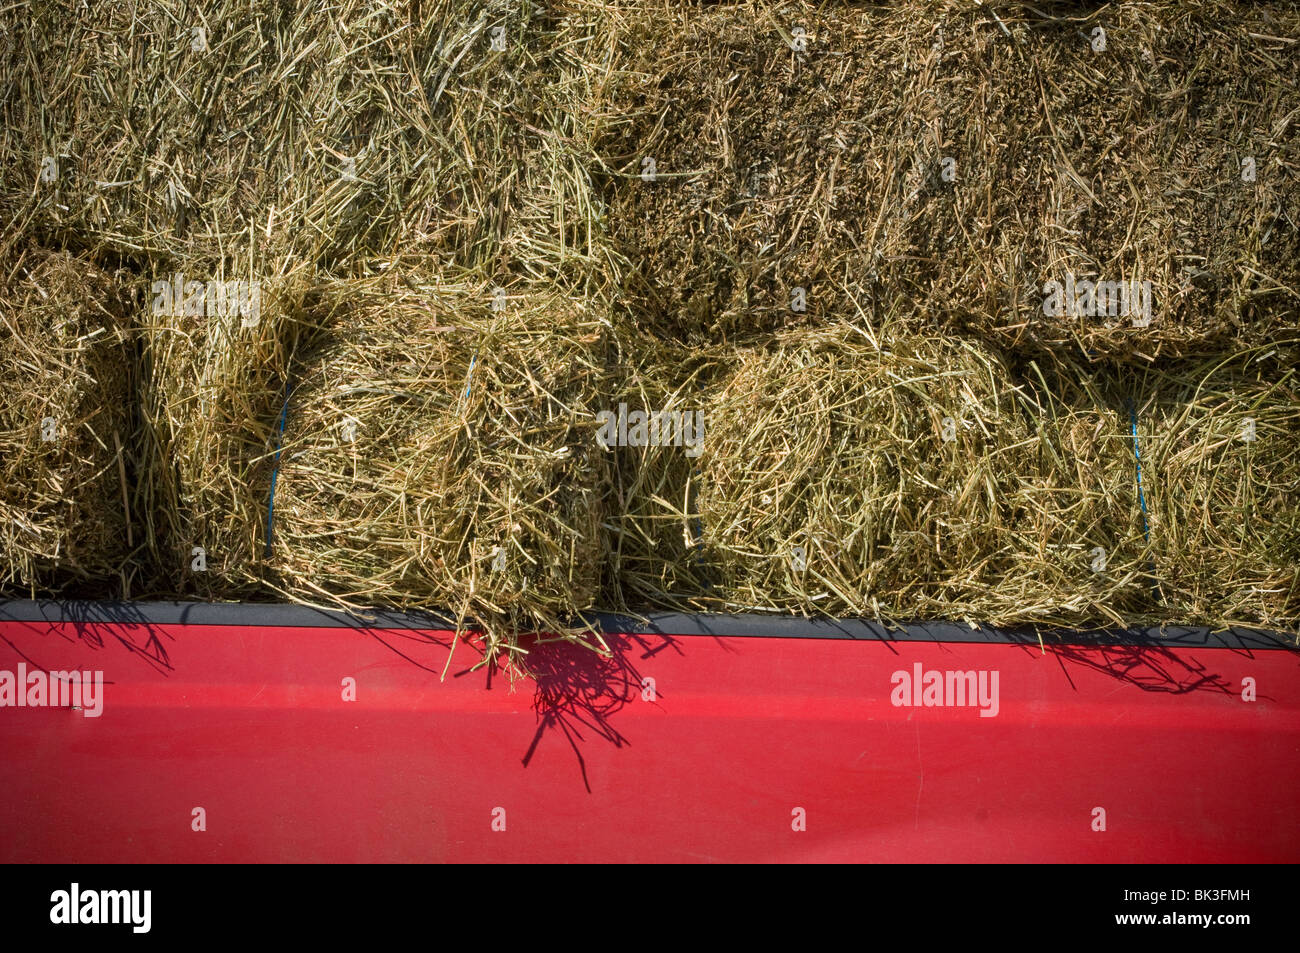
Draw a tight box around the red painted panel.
[0,618,1296,862]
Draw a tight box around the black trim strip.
[0,599,1295,650]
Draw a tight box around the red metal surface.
[1,617,1296,862]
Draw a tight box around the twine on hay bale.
[136,257,318,598]
[0,0,1294,648]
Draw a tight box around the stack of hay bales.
[581,0,1299,633]
[586,0,1299,361]
[0,247,138,597]
[266,274,613,661]
[113,0,622,636]
[0,0,1294,643]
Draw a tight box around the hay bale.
[597,329,726,612]
[137,258,316,598]
[679,324,1154,625]
[266,273,612,660]
[0,248,137,596]
[0,0,597,272]
[588,0,1299,359]
[1138,348,1300,629]
[612,323,1298,630]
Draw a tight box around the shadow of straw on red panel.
[519,632,681,793]
[1,600,175,681]
[1034,640,1283,700]
[360,624,682,794]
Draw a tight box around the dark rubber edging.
[0,599,1296,650]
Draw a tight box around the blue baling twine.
[1128,397,1162,599]
[464,353,476,399]
[1128,399,1150,543]
[264,381,292,558]
[690,465,709,587]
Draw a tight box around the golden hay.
[266,273,612,661]
[0,247,139,596]
[136,258,317,598]
[1137,347,1300,629]
[0,0,1294,642]
[586,0,1299,361]
[632,324,1151,626]
[615,324,1298,629]
[0,0,599,273]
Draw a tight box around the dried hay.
[1137,345,1300,628]
[0,0,1294,642]
[137,258,317,598]
[616,323,1298,629]
[0,247,139,596]
[587,0,1298,361]
[0,0,595,272]
[266,273,613,663]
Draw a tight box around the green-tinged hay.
[138,261,317,597]
[678,324,1154,626]
[614,323,1298,630]
[597,328,728,612]
[0,0,592,272]
[267,275,612,663]
[0,248,138,595]
[946,361,1156,627]
[1137,348,1300,629]
[587,0,1298,358]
